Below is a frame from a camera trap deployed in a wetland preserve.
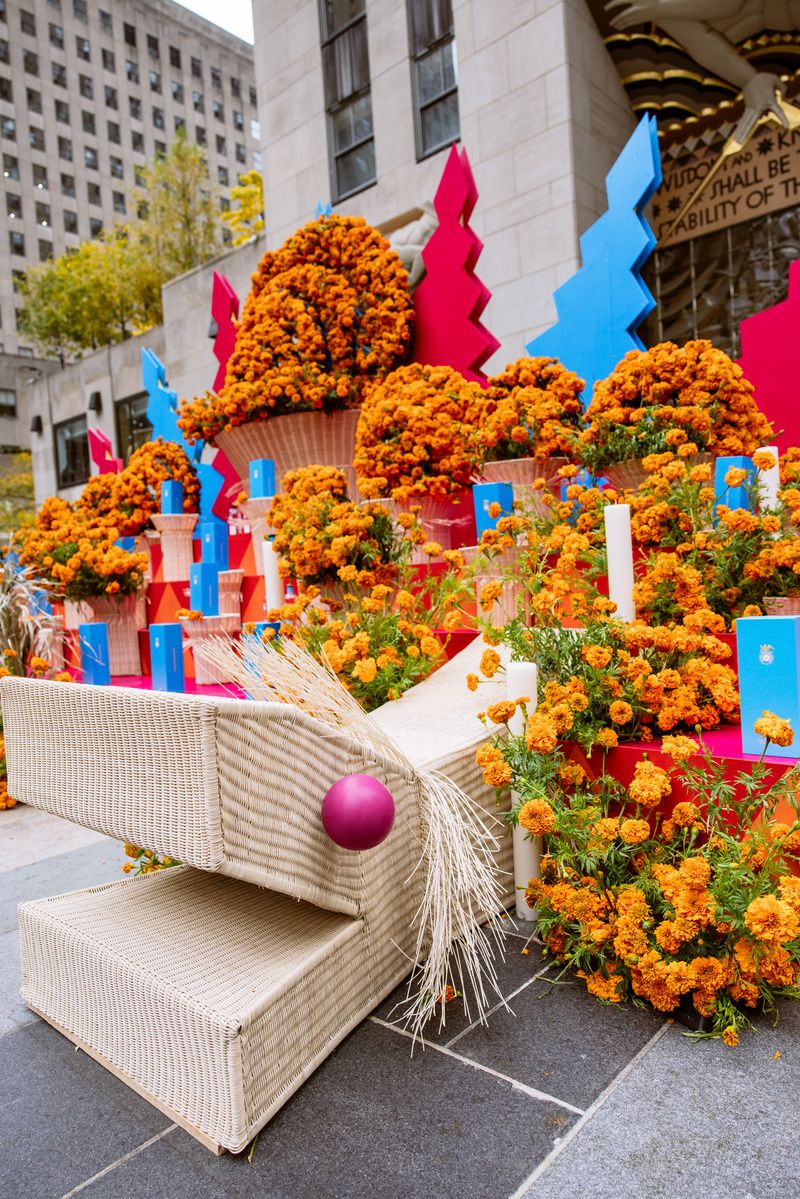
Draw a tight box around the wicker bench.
[3,640,511,1154]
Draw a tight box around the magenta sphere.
[321,773,395,852]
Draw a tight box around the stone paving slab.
[0,806,108,874]
[0,835,127,935]
[0,928,36,1039]
[521,1004,800,1199]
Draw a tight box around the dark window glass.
[89,216,102,237]
[172,80,184,103]
[217,164,228,185]
[23,50,38,75]
[102,48,115,71]
[99,10,112,34]
[74,0,87,21]
[0,78,10,102]
[235,142,245,163]
[219,195,230,212]
[84,145,98,169]
[231,76,240,98]
[39,239,52,262]
[2,153,17,178]
[11,268,23,290]
[147,34,159,58]
[49,23,64,47]
[87,181,100,204]
[211,67,221,89]
[76,36,90,61]
[115,394,153,462]
[169,45,181,68]
[191,56,201,78]
[131,129,144,152]
[215,134,226,154]
[5,192,19,217]
[0,3,5,21]
[153,107,164,129]
[107,120,120,143]
[129,96,142,119]
[213,99,223,121]
[33,163,48,188]
[126,59,139,83]
[9,229,25,255]
[249,85,257,106]
[195,124,206,144]
[79,74,93,99]
[113,190,125,214]
[233,109,243,130]
[0,39,6,63]
[29,127,45,151]
[60,172,74,195]
[110,155,123,178]
[81,110,95,134]
[55,99,69,123]
[35,201,50,227]
[58,136,72,160]
[149,69,161,93]
[193,90,203,112]
[26,87,41,112]
[407,0,458,160]
[1,115,15,139]
[124,23,136,48]
[63,209,78,232]
[105,84,117,108]
[174,114,185,131]
[54,416,89,488]
[154,139,165,155]
[20,9,35,35]
[0,388,15,416]
[52,62,66,86]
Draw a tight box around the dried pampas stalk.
[196,632,506,1041]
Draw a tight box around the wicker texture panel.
[19,868,369,1152]
[1,679,223,870]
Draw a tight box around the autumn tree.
[221,169,265,246]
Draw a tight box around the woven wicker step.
[19,867,374,1153]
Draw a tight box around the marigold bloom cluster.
[481,357,585,462]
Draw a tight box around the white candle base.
[512,822,540,921]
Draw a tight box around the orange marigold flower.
[660,734,699,761]
[595,728,619,749]
[581,644,612,669]
[480,648,501,679]
[754,711,794,748]
[485,700,518,725]
[629,759,671,808]
[525,712,558,754]
[744,895,799,945]
[466,673,479,692]
[609,700,633,725]
[620,818,650,845]
[518,798,556,836]
[722,1026,739,1048]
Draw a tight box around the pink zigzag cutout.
[738,258,800,455]
[88,427,123,474]
[211,270,240,393]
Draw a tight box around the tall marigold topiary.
[178,215,415,443]
[74,438,199,538]
[482,356,585,462]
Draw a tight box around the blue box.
[472,482,514,538]
[161,480,183,514]
[715,455,755,513]
[78,622,110,685]
[250,620,281,641]
[116,537,135,552]
[736,615,800,758]
[200,521,229,570]
[149,622,185,692]
[249,458,276,499]
[190,562,219,616]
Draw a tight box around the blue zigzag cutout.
[526,114,661,406]
[142,347,225,528]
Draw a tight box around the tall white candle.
[604,503,636,623]
[756,444,780,511]
[507,659,540,921]
[262,536,284,612]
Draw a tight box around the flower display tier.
[180,614,241,685]
[214,409,361,493]
[149,513,198,582]
[217,570,244,617]
[85,594,141,676]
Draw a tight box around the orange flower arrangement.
[481,357,585,462]
[178,215,414,443]
[579,340,773,473]
[354,363,487,501]
[74,439,199,537]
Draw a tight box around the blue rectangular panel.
[161,480,184,514]
[472,481,514,538]
[199,521,229,570]
[249,458,276,499]
[189,562,219,616]
[736,615,800,758]
[149,622,185,692]
[79,622,111,685]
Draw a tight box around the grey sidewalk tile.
[453,973,664,1110]
[78,1019,577,1199]
[373,930,544,1045]
[0,1021,170,1199]
[0,928,36,1039]
[0,837,127,934]
[522,1002,800,1199]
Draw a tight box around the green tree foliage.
[221,169,265,247]
[0,452,36,533]
[17,132,221,362]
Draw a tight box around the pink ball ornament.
[321,774,395,851]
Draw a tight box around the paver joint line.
[369,1015,585,1117]
[59,1123,178,1198]
[504,1021,671,1199]
[444,966,553,1049]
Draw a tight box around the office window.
[58,135,72,160]
[39,238,52,261]
[52,62,66,86]
[149,69,161,93]
[0,78,10,102]
[249,85,257,106]
[48,0,62,8]
[63,209,78,232]
[0,3,4,21]
[0,389,15,417]
[76,36,90,61]
[110,155,123,178]
[74,0,87,21]
[174,114,185,131]
[60,172,75,196]
[107,120,120,143]
[231,76,241,98]
[218,164,228,185]
[26,87,41,113]
[49,23,64,47]
[33,163,48,188]
[131,129,144,152]
[5,192,19,217]
[87,180,100,205]
[235,142,246,164]
[407,0,459,159]
[212,99,224,121]
[216,134,226,155]
[23,50,38,75]
[55,99,69,123]
[154,139,166,155]
[11,268,23,290]
[134,164,145,186]
[35,201,50,227]
[193,90,204,112]
[82,110,95,135]
[99,9,112,34]
[211,66,221,89]
[169,45,181,68]
[171,80,184,103]
[126,59,139,83]
[116,394,153,463]
[79,74,93,99]
[319,0,375,200]
[105,84,117,108]
[2,153,17,178]
[195,124,206,145]
[113,190,125,214]
[233,109,243,130]
[54,416,90,489]
[129,96,142,119]
[124,22,136,48]
[1,115,15,139]
[20,9,35,35]
[153,106,164,129]
[0,38,7,63]
[29,127,45,151]
[84,145,98,169]
[191,56,201,78]
[147,34,159,59]
[102,48,115,71]
[9,230,25,255]
[219,195,230,211]
[89,216,102,237]
[250,116,261,140]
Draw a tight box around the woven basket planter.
[397,490,476,556]
[463,544,529,625]
[604,454,714,493]
[240,499,274,574]
[150,514,198,582]
[764,595,800,616]
[482,455,568,515]
[182,614,240,685]
[84,593,142,676]
[214,409,361,494]
[218,570,244,617]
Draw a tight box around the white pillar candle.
[262,536,284,612]
[507,659,540,921]
[756,444,780,511]
[604,503,636,623]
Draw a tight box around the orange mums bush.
[482,356,585,462]
[74,439,199,537]
[579,340,774,473]
[178,215,415,443]
[355,363,487,502]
